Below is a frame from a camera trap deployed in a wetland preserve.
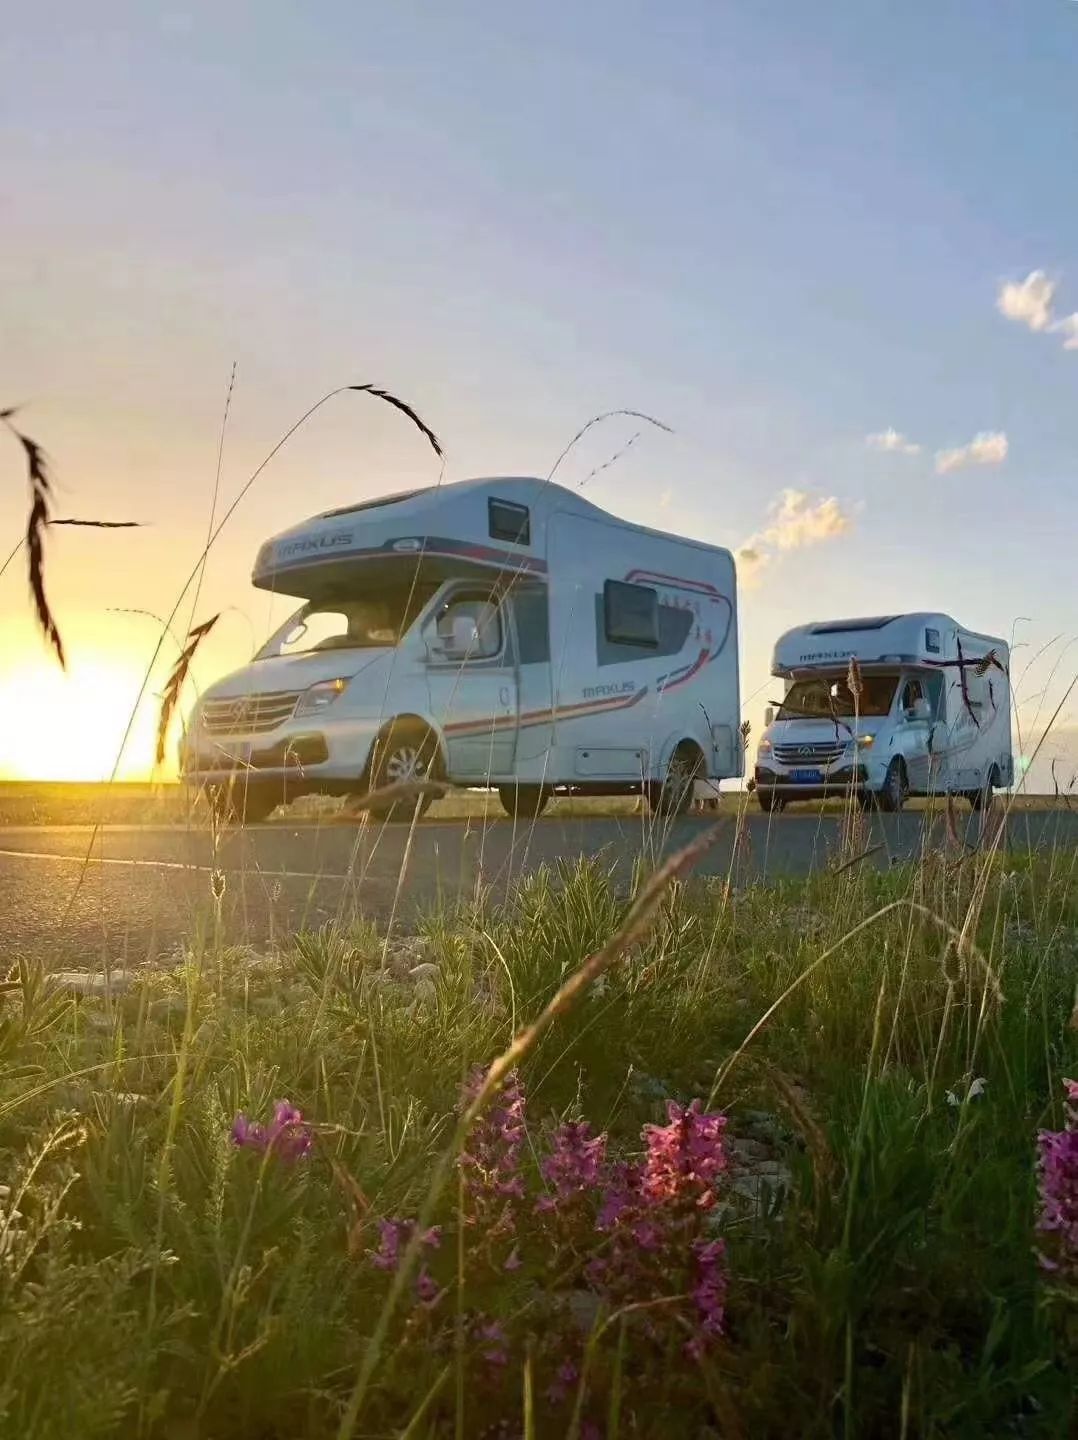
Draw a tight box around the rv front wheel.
[758,790,786,814]
[497,783,551,820]
[875,759,908,814]
[363,725,442,822]
[649,742,704,818]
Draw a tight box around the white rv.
[755,612,1012,812]
[180,477,742,821]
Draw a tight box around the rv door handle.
[499,686,511,708]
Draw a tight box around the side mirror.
[764,706,774,727]
[434,616,479,659]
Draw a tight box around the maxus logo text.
[277,531,355,560]
[583,681,637,700]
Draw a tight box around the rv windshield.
[777,671,899,720]
[258,583,440,658]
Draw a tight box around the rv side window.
[488,498,531,546]
[513,589,550,665]
[964,670,989,714]
[925,628,941,653]
[604,580,659,648]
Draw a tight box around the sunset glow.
[0,652,167,782]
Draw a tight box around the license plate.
[791,768,823,784]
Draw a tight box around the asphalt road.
[1,808,1075,969]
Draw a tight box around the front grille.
[200,690,302,736]
[773,740,847,768]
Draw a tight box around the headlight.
[758,738,772,753]
[295,677,349,716]
[855,734,874,748]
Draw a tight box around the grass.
[1,829,1076,1438]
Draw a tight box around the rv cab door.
[423,588,518,781]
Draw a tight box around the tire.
[648,743,704,818]
[205,781,280,826]
[874,759,907,814]
[970,766,999,813]
[498,783,551,820]
[364,725,441,822]
[758,790,786,814]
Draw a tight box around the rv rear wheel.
[363,725,442,822]
[497,783,551,820]
[649,742,704,818]
[969,765,999,812]
[875,759,908,814]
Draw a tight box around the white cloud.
[735,544,770,586]
[736,489,853,585]
[934,431,1009,474]
[865,427,921,456]
[997,270,1056,332]
[1050,313,1078,350]
[760,489,853,550]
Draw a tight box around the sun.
[0,651,167,782]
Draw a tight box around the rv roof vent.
[811,615,900,635]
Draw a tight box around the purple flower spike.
[230,1099,312,1163]
[545,1358,579,1405]
[266,1099,314,1161]
[369,1218,442,1272]
[231,1113,267,1151]
[1036,1078,1078,1279]
[474,1316,509,1367]
[458,1069,528,1225]
[539,1121,608,1211]
[415,1267,444,1306]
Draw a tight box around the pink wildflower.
[545,1358,579,1405]
[474,1316,509,1367]
[369,1218,441,1272]
[459,1069,527,1216]
[690,1237,727,1347]
[642,1100,727,1209]
[1036,1078,1078,1278]
[230,1099,313,1163]
[538,1121,608,1210]
[415,1267,444,1306]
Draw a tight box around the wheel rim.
[384,744,427,786]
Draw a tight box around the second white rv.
[180,476,743,821]
[755,612,1012,812]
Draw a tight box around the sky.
[2,0,1076,786]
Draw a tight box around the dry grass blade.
[577,430,641,489]
[749,1058,835,1188]
[155,614,220,767]
[832,842,885,875]
[547,409,673,481]
[49,517,142,528]
[334,819,727,1439]
[3,411,64,666]
[336,778,451,820]
[25,489,64,667]
[348,384,443,458]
